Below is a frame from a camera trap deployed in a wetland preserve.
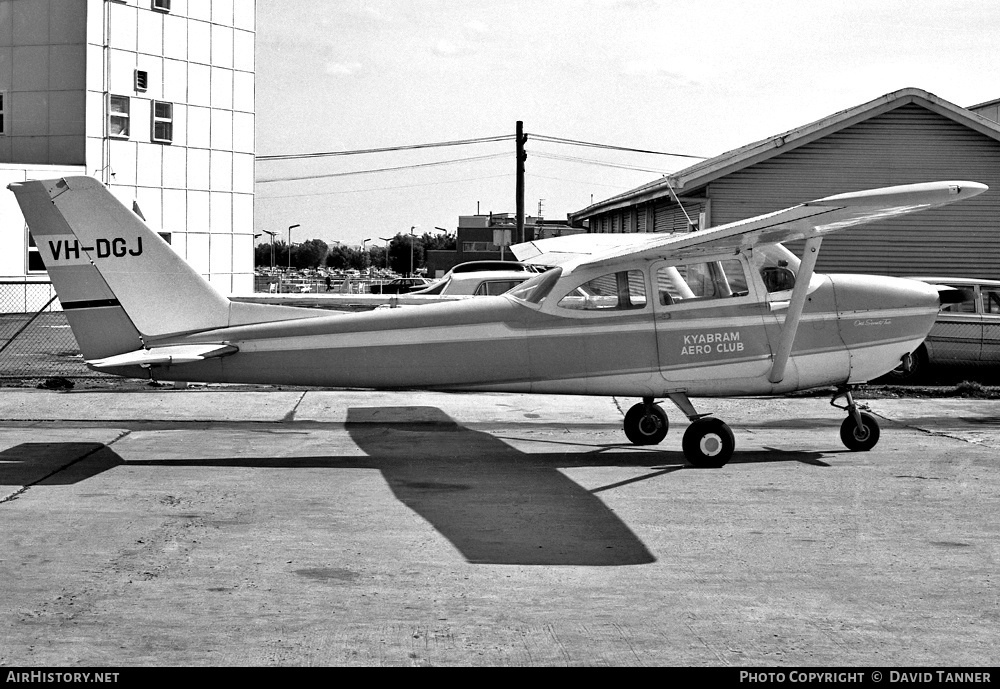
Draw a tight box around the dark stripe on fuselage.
[61,298,122,310]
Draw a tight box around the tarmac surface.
[0,386,997,667]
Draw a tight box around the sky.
[253,0,1000,249]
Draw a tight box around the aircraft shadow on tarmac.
[0,407,828,567]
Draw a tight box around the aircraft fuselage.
[121,270,938,398]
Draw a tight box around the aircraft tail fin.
[8,176,233,357]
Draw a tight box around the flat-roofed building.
[0,0,255,312]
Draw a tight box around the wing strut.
[768,237,823,384]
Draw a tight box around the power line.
[256,135,514,161]
[257,152,510,183]
[256,131,707,164]
[256,172,513,200]
[530,150,675,175]
[529,133,707,159]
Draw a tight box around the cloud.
[433,40,459,56]
[325,61,363,76]
[464,20,489,34]
[621,59,699,86]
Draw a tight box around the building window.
[152,0,171,12]
[151,101,173,143]
[27,232,45,273]
[109,95,130,138]
[462,241,500,252]
[134,70,148,92]
[0,91,6,135]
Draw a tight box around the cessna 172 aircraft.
[9,176,987,467]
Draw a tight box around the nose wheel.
[832,388,881,451]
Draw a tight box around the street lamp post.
[287,224,300,272]
[262,230,276,272]
[361,238,371,273]
[408,226,447,277]
[379,237,392,273]
[409,226,417,277]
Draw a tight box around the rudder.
[9,177,233,356]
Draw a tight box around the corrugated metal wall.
[706,104,1000,278]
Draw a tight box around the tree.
[422,231,456,251]
[325,244,352,270]
[295,238,329,269]
[387,233,424,275]
[254,242,276,268]
[368,245,387,271]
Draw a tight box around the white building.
[0,0,255,312]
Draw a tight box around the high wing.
[511,233,665,266]
[512,181,988,272]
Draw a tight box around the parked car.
[444,260,548,275]
[884,277,1000,381]
[408,269,537,297]
[369,277,434,294]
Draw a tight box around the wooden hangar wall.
[579,100,1000,280]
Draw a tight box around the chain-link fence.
[0,281,105,380]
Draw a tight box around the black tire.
[682,418,735,468]
[884,345,928,383]
[623,403,668,445]
[840,411,880,451]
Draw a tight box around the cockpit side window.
[750,245,800,293]
[557,270,647,311]
[656,259,749,305]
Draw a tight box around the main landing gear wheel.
[840,411,880,452]
[682,417,735,468]
[624,402,668,445]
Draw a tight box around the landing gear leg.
[623,397,668,445]
[832,387,880,451]
[668,392,735,468]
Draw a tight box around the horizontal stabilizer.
[87,344,237,369]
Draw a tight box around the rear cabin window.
[941,286,978,314]
[984,289,1000,315]
[656,259,748,306]
[474,279,524,296]
[558,270,647,311]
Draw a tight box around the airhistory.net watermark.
[5,672,119,684]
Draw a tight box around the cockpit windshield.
[506,267,562,305]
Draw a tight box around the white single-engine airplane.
[9,176,987,467]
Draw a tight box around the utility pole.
[516,120,526,244]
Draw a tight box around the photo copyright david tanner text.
[740,671,992,684]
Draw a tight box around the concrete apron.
[0,388,998,666]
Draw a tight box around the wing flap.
[87,344,237,369]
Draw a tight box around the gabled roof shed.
[570,88,1000,278]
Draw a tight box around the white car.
[409,269,536,296]
[885,277,1000,380]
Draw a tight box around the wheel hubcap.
[639,415,661,436]
[699,433,723,456]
